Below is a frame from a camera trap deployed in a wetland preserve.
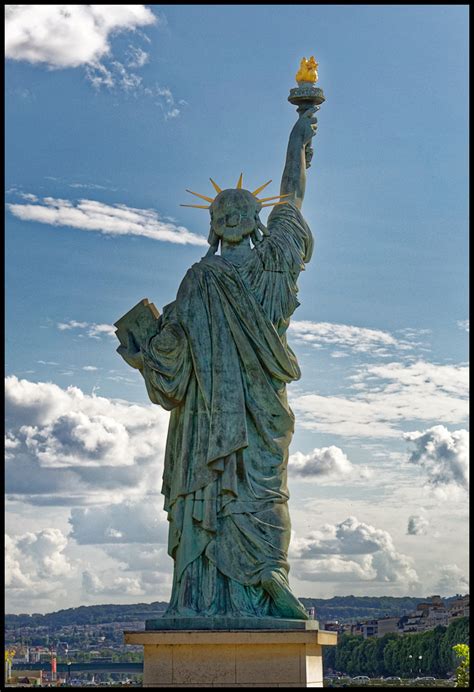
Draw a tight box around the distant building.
[376,617,400,637]
[448,594,469,620]
[323,621,340,632]
[361,620,378,638]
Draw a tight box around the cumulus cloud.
[57,320,116,339]
[21,410,132,468]
[69,502,167,545]
[103,544,168,571]
[82,570,143,597]
[289,321,418,357]
[82,565,171,598]
[407,515,429,536]
[6,529,72,590]
[5,376,169,505]
[291,361,469,439]
[7,196,207,245]
[4,7,186,115]
[289,445,371,482]
[5,5,156,69]
[290,517,418,588]
[436,564,469,596]
[404,425,469,497]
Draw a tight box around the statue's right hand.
[291,106,318,147]
[117,330,144,369]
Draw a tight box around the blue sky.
[5,5,468,613]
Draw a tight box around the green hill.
[5,595,462,628]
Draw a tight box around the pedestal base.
[125,629,337,688]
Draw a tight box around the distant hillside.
[299,595,458,623]
[5,595,461,628]
[5,602,168,628]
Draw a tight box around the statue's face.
[210,189,261,243]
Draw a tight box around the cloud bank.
[5,5,156,68]
[291,361,469,438]
[7,196,207,245]
[289,320,420,357]
[5,376,169,506]
[291,517,419,589]
[57,320,116,339]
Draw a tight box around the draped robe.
[140,202,313,618]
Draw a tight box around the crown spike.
[257,194,291,203]
[236,173,243,189]
[186,189,215,203]
[252,180,272,196]
[209,178,222,194]
[260,201,289,208]
[180,203,210,209]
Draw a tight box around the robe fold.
[140,201,313,617]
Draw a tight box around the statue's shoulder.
[180,255,229,287]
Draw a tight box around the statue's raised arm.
[280,106,318,209]
[282,55,325,209]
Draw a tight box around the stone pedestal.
[124,628,337,688]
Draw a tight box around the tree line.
[323,616,469,678]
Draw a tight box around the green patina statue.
[116,70,322,625]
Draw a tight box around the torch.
[288,56,325,167]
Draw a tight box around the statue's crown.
[180,174,290,210]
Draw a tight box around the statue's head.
[210,188,261,244]
[181,175,290,250]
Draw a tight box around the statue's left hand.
[117,330,144,370]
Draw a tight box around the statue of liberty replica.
[116,58,324,627]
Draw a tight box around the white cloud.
[57,320,116,339]
[289,320,417,356]
[18,192,38,202]
[5,6,184,114]
[407,515,429,536]
[5,5,156,69]
[290,517,418,588]
[94,59,143,92]
[457,319,469,333]
[289,445,371,481]
[82,564,171,598]
[153,86,183,120]
[103,544,167,571]
[435,564,469,596]
[21,410,132,468]
[6,528,72,591]
[69,502,168,545]
[83,366,99,371]
[5,376,169,505]
[5,534,30,589]
[82,570,143,596]
[126,45,149,68]
[404,425,469,497]
[68,182,117,191]
[7,196,207,245]
[291,360,469,439]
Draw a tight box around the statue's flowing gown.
[140,202,313,618]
